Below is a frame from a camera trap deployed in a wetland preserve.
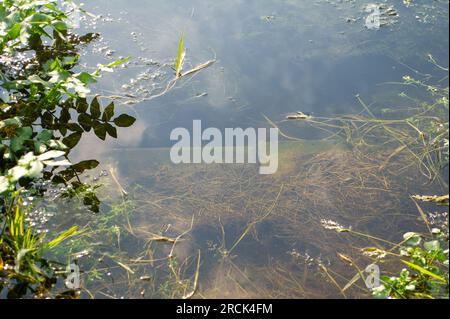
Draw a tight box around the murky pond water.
[29,0,448,298]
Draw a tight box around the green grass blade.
[106,56,131,68]
[401,260,447,282]
[175,32,184,77]
[46,226,80,250]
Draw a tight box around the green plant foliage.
[0,0,136,198]
[0,0,137,298]
[0,194,80,298]
[373,227,449,299]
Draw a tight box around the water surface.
[47,0,449,298]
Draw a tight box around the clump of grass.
[0,192,81,298]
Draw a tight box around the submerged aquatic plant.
[283,57,449,187]
[288,58,450,299]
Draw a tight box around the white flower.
[9,165,28,181]
[0,22,7,37]
[5,152,46,185]
[28,160,44,178]
[405,284,416,291]
[0,176,11,193]
[37,150,66,161]
[18,152,37,166]
[372,285,386,294]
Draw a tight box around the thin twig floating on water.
[143,59,216,102]
[108,165,129,197]
[180,59,216,78]
[146,233,177,244]
[142,33,216,101]
[263,114,305,142]
[286,111,313,120]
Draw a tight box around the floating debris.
[361,247,387,259]
[72,250,91,259]
[364,3,399,30]
[412,195,449,204]
[320,219,349,233]
[194,92,208,98]
[286,112,313,120]
[261,15,276,22]
[139,276,152,282]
